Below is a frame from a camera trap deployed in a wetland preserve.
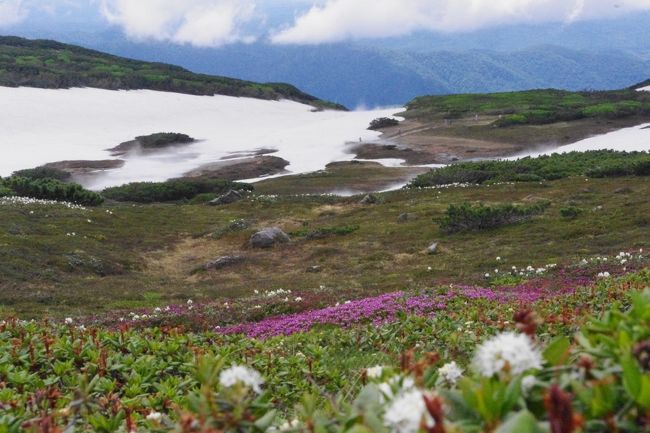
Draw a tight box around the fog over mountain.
[4,6,650,107]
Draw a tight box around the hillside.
[0,36,345,110]
[66,36,650,107]
[363,86,650,163]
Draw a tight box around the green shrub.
[12,166,71,181]
[439,201,549,233]
[560,206,583,219]
[0,176,103,205]
[137,132,194,148]
[368,117,399,130]
[410,150,650,188]
[102,178,253,203]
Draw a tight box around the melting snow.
[0,87,398,189]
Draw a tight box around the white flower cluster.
[472,332,543,377]
[597,272,611,279]
[438,361,463,385]
[0,196,87,210]
[219,365,265,394]
[383,389,435,433]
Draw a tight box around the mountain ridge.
[0,36,346,110]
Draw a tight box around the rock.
[306,265,322,273]
[359,194,379,205]
[397,213,418,222]
[208,190,243,206]
[249,227,291,248]
[205,255,245,270]
[614,187,633,194]
[427,242,439,254]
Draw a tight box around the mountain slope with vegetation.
[0,36,345,110]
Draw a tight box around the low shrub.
[102,178,253,203]
[137,132,194,148]
[0,176,103,205]
[409,150,650,188]
[12,166,71,181]
[368,117,399,130]
[439,201,549,233]
[291,224,360,239]
[560,206,583,219]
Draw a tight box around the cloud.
[99,0,257,47]
[271,0,650,44]
[0,0,28,27]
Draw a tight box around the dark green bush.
[137,133,194,148]
[368,117,399,130]
[560,206,583,219]
[0,176,103,205]
[13,166,71,181]
[439,201,549,233]
[102,178,253,203]
[409,151,650,188]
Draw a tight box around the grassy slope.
[1,175,648,317]
[395,88,650,147]
[0,36,345,110]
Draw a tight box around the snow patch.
[0,87,399,189]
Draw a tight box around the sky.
[2,0,650,47]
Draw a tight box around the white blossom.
[219,365,264,394]
[146,411,163,422]
[383,390,434,433]
[438,361,463,385]
[473,332,543,377]
[64,317,73,325]
[366,365,384,379]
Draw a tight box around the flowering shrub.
[0,176,103,206]
[2,280,650,432]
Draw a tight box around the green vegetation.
[404,88,650,127]
[368,117,399,130]
[0,176,103,205]
[409,150,650,187]
[290,224,360,239]
[0,36,345,110]
[0,174,648,317]
[12,166,71,181]
[439,201,549,233]
[136,132,194,148]
[101,178,253,203]
[0,267,648,432]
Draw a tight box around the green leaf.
[254,410,277,431]
[543,336,571,366]
[494,410,543,433]
[621,355,642,399]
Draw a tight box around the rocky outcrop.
[249,227,290,249]
[208,190,243,206]
[205,255,246,270]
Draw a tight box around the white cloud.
[271,0,650,44]
[0,0,28,27]
[99,0,257,47]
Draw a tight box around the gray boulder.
[205,255,245,270]
[397,213,418,222]
[250,227,291,248]
[359,194,379,205]
[208,189,243,206]
[427,242,439,254]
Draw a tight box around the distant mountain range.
[33,34,650,108]
[2,33,650,108]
